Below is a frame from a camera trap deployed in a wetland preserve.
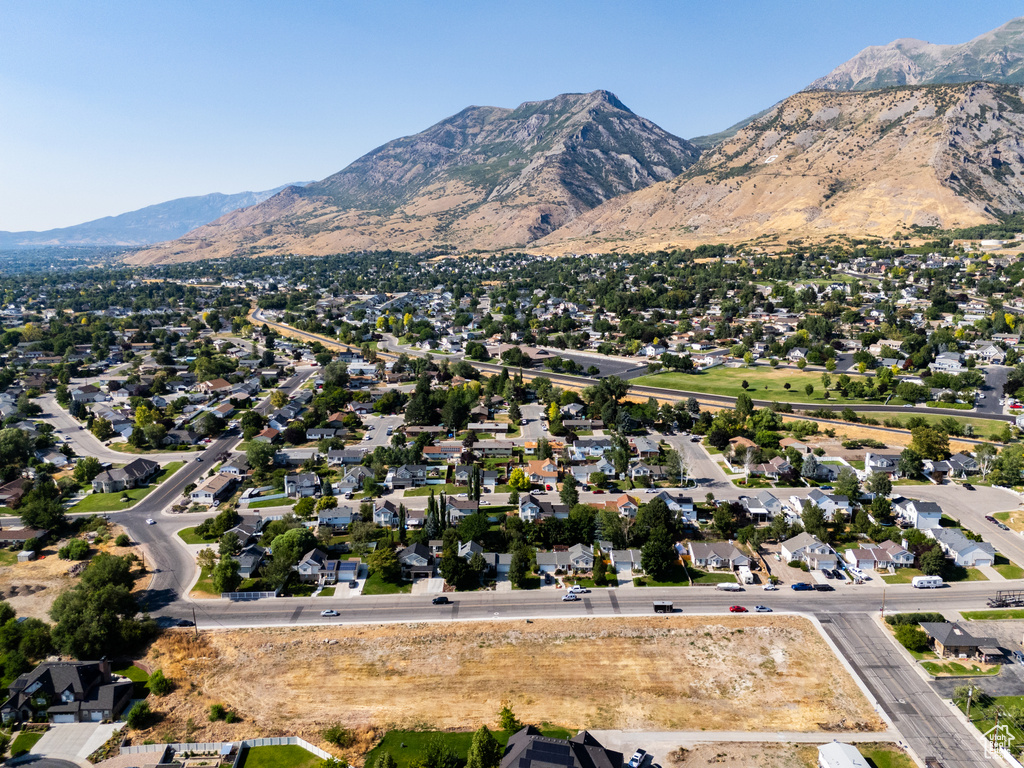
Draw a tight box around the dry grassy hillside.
[535,82,1024,253]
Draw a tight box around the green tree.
[73,456,103,484]
[498,702,524,732]
[712,505,733,539]
[212,556,242,593]
[294,497,316,519]
[920,547,946,576]
[424,735,460,768]
[910,426,950,461]
[368,545,401,583]
[559,476,578,508]
[735,393,753,418]
[508,546,532,589]
[508,467,531,491]
[466,725,502,768]
[800,503,828,541]
[804,384,814,397]
[894,624,929,653]
[91,418,115,441]
[898,448,923,479]
[866,472,892,498]
[148,669,173,696]
[246,440,277,479]
[640,526,676,581]
[125,700,151,729]
[834,467,860,500]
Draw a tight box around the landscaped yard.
[856,744,918,768]
[110,443,201,454]
[10,731,42,757]
[882,567,987,584]
[240,745,321,768]
[177,526,218,545]
[249,497,296,509]
[994,554,1024,580]
[113,664,152,697]
[958,694,1024,756]
[362,573,411,595]
[366,728,574,768]
[403,483,464,497]
[632,367,897,406]
[191,565,217,595]
[512,574,540,590]
[922,660,1000,676]
[71,461,184,513]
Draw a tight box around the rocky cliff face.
[806,17,1024,91]
[128,90,698,264]
[534,83,1024,252]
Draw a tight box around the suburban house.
[447,497,481,522]
[525,459,559,485]
[234,545,266,579]
[604,494,639,518]
[398,543,434,579]
[919,622,1001,661]
[91,457,160,494]
[649,490,696,522]
[296,548,353,585]
[1,660,133,724]
[781,532,837,571]
[499,727,622,768]
[569,457,616,484]
[795,488,851,520]
[536,543,595,573]
[326,449,364,466]
[386,464,429,490]
[862,452,901,480]
[687,541,749,570]
[190,474,238,506]
[337,465,374,492]
[317,505,357,530]
[284,473,321,498]
[374,500,401,528]
[742,491,785,522]
[891,498,943,529]
[926,528,996,567]
[629,461,667,483]
[519,494,570,523]
[946,452,978,477]
[0,527,47,548]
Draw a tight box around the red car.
[545,484,553,491]
[729,606,748,613]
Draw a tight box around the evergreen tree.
[466,726,502,768]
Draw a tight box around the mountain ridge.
[127,90,699,264]
[0,184,308,249]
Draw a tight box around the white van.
[912,575,943,589]
[716,582,743,592]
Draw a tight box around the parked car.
[813,583,834,592]
[176,619,195,627]
[963,483,975,491]
[348,580,358,589]
[432,596,450,605]
[320,610,339,617]
[822,569,832,579]
[999,523,1011,531]
[762,584,778,591]
[690,436,700,442]
[628,751,647,768]
[567,585,589,594]
[754,605,772,613]
[791,583,812,591]
[545,484,553,491]
[561,593,580,602]
[985,515,997,523]
[729,605,748,613]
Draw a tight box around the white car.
[567,585,589,594]
[320,609,339,617]
[755,605,772,612]
[629,750,647,768]
[762,584,778,591]
[145,518,156,525]
[561,593,580,602]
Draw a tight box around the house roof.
[919,621,997,649]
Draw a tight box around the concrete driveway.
[31,722,119,762]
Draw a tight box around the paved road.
[37,393,190,465]
[822,614,995,767]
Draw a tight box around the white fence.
[121,736,331,760]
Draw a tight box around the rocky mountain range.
[0,184,307,249]
[806,16,1024,92]
[121,15,1024,264]
[129,91,698,264]
[534,83,1024,252]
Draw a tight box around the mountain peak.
[806,15,1024,91]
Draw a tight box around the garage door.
[52,714,75,723]
[90,711,104,722]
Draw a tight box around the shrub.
[894,624,930,653]
[209,703,226,721]
[322,724,354,748]
[224,711,239,724]
[115,534,130,547]
[884,612,946,627]
[58,538,90,560]
[125,700,151,729]
[787,559,803,569]
[148,669,172,696]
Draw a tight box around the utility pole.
[966,685,975,719]
[192,606,198,638]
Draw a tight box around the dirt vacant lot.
[141,616,883,746]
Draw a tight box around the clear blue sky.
[2,1,1022,230]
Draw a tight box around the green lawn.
[177,526,218,545]
[513,574,541,590]
[10,731,42,757]
[633,563,690,587]
[925,401,974,410]
[403,483,464,497]
[958,695,1024,754]
[962,609,1024,621]
[632,367,894,406]
[191,565,217,595]
[689,569,740,584]
[248,497,297,509]
[882,567,987,584]
[366,728,574,768]
[564,577,609,589]
[318,587,336,597]
[856,744,917,768]
[71,461,185,513]
[923,660,1000,676]
[110,443,201,454]
[854,411,1007,434]
[241,745,322,768]
[994,554,1024,580]
[113,664,152,697]
[362,573,411,595]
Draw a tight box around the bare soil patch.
[140,616,883,749]
[667,743,817,768]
